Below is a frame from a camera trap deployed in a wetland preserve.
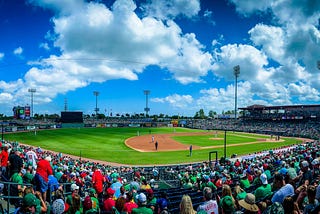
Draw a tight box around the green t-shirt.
[240,178,250,189]
[132,206,153,214]
[11,173,23,184]
[254,184,272,202]
[201,181,216,191]
[252,177,262,186]
[23,172,34,184]
[91,197,99,212]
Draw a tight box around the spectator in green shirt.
[132,193,153,214]
[254,173,272,202]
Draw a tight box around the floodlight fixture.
[143,90,150,117]
[93,91,100,117]
[28,88,36,118]
[233,65,240,120]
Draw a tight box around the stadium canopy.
[239,104,320,121]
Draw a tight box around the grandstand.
[0,104,320,213]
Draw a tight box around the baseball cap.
[301,160,309,168]
[312,159,319,166]
[106,187,115,195]
[45,155,52,162]
[21,168,26,175]
[221,196,235,213]
[71,183,79,191]
[260,173,268,185]
[136,193,147,203]
[23,193,37,207]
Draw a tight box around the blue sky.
[0,0,320,117]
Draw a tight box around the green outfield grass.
[4,127,303,165]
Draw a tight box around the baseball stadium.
[1,104,320,213]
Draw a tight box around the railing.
[0,181,72,214]
[0,181,33,214]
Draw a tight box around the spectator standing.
[0,144,9,180]
[8,147,24,178]
[10,168,26,207]
[110,172,122,198]
[25,149,38,170]
[197,187,219,214]
[92,166,105,198]
[34,155,53,202]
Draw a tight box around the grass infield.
[4,127,303,166]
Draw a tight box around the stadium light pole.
[233,65,240,120]
[28,88,36,119]
[93,91,100,118]
[143,90,150,117]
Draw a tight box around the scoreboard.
[13,106,30,119]
[60,111,83,123]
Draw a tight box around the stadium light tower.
[28,88,36,119]
[233,65,240,120]
[93,91,100,117]
[317,60,320,71]
[143,90,150,117]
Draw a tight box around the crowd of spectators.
[1,119,320,213]
[187,119,320,140]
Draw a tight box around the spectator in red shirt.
[103,188,116,212]
[0,145,9,180]
[34,156,53,202]
[124,191,138,213]
[92,166,105,198]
